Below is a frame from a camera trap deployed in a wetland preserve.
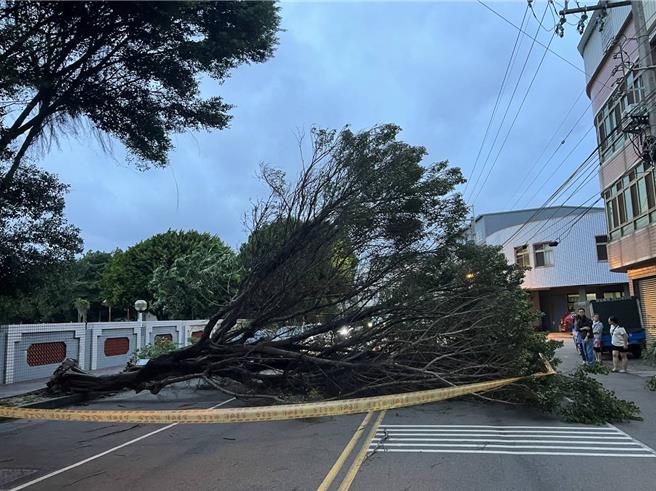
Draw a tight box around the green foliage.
[1,1,281,193]
[0,163,82,296]
[526,368,641,425]
[647,376,656,391]
[644,342,656,366]
[0,250,115,323]
[101,230,228,316]
[0,261,78,323]
[132,337,177,361]
[150,239,240,319]
[581,362,611,375]
[237,219,356,321]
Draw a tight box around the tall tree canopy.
[101,230,232,318]
[0,162,82,296]
[0,0,281,195]
[150,239,239,320]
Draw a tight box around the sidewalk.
[0,366,125,399]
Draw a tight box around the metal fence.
[0,320,210,385]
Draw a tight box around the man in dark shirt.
[575,307,594,365]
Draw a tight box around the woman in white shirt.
[609,316,629,373]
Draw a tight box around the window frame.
[595,235,609,261]
[533,242,555,268]
[514,244,530,268]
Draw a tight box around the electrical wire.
[531,0,559,32]
[470,29,557,206]
[463,4,530,198]
[477,0,613,91]
[467,2,551,202]
[499,85,656,249]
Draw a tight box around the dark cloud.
[40,1,597,252]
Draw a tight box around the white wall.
[486,210,628,290]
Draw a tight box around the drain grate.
[0,468,38,489]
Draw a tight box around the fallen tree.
[47,125,641,423]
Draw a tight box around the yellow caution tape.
[0,359,555,424]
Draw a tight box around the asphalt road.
[1,341,655,491]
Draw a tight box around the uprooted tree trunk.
[48,125,551,401]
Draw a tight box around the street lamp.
[102,299,112,322]
[134,299,148,323]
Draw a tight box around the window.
[586,293,598,302]
[603,291,624,299]
[567,294,579,312]
[514,245,530,268]
[594,71,643,163]
[26,342,66,366]
[596,235,608,261]
[603,161,656,240]
[104,337,129,356]
[533,242,554,267]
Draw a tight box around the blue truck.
[589,298,647,358]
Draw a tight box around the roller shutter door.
[638,276,656,343]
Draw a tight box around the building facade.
[578,1,656,342]
[470,207,628,331]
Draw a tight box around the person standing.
[592,313,604,363]
[575,308,594,365]
[609,316,629,373]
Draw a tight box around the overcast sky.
[42,0,597,253]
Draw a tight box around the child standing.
[592,314,604,363]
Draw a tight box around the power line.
[499,85,656,249]
[509,39,644,210]
[470,28,557,206]
[463,4,530,198]
[477,0,595,80]
[467,2,551,201]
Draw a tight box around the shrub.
[132,336,177,361]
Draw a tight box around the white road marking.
[371,424,656,458]
[8,398,236,491]
[372,438,636,445]
[372,449,656,457]
[375,429,624,434]
[373,443,647,451]
[379,425,617,430]
[607,423,656,456]
[374,432,630,439]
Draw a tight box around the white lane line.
[371,438,637,445]
[379,425,618,430]
[8,398,236,491]
[369,443,647,451]
[374,433,629,439]
[372,449,656,457]
[607,423,656,456]
[374,429,623,434]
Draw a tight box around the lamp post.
[134,299,148,323]
[102,299,112,322]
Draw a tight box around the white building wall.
[485,210,628,290]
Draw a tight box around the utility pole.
[632,1,656,143]
[559,1,656,159]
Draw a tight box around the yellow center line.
[337,410,387,491]
[316,411,374,491]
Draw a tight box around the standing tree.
[101,230,231,319]
[150,239,240,319]
[0,162,82,296]
[73,297,90,323]
[0,0,281,196]
[70,250,113,321]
